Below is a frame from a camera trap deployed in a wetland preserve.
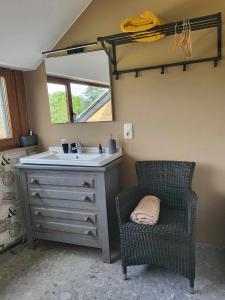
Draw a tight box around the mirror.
[45,50,113,123]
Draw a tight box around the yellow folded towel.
[121,11,165,42]
[130,195,160,225]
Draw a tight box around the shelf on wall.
[97,13,222,79]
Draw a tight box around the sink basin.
[20,147,122,167]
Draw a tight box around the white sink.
[47,153,100,161]
[20,147,122,167]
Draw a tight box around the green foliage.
[84,86,108,104]
[72,96,85,116]
[48,91,69,123]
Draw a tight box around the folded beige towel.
[130,195,160,225]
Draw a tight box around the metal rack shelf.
[97,13,222,79]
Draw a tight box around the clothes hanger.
[178,19,192,58]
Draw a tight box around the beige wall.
[24,0,225,245]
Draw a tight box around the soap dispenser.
[108,134,117,154]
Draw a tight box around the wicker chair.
[116,161,197,293]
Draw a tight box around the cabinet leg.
[123,265,127,280]
[102,245,111,263]
[189,279,195,294]
[27,238,35,250]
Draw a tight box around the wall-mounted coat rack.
[97,13,222,79]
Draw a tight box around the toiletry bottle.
[61,139,69,153]
[108,134,117,154]
[99,144,103,154]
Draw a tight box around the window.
[47,76,111,123]
[0,68,29,150]
[70,83,109,122]
[47,82,69,123]
[0,76,12,139]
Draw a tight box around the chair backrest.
[136,160,196,208]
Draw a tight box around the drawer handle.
[35,224,41,229]
[84,230,91,235]
[32,192,39,197]
[82,196,93,202]
[34,211,41,216]
[81,181,90,187]
[84,216,90,222]
[30,178,38,184]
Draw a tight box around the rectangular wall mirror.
[45,50,113,123]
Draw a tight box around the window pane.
[47,83,69,123]
[0,76,12,139]
[70,83,110,122]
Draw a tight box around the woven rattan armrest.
[183,190,198,234]
[115,186,146,225]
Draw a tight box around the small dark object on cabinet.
[19,134,38,147]
[71,143,77,153]
[62,143,69,153]
[98,144,103,154]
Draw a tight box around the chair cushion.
[123,209,187,237]
[130,195,160,225]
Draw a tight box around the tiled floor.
[0,241,224,300]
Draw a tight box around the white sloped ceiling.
[0,0,92,70]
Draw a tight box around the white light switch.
[124,123,133,139]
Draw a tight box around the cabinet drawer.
[30,197,96,211]
[29,188,95,203]
[31,207,97,224]
[28,173,95,188]
[33,231,101,249]
[32,219,97,237]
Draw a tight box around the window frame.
[0,68,21,150]
[47,76,110,123]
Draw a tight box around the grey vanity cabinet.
[16,158,121,263]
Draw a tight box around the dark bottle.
[62,143,69,153]
[99,144,103,154]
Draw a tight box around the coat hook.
[161,66,165,74]
[135,71,139,78]
[183,64,187,71]
[214,59,218,67]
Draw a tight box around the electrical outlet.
[124,123,133,139]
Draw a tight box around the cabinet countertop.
[15,157,122,172]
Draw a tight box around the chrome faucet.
[76,142,83,154]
